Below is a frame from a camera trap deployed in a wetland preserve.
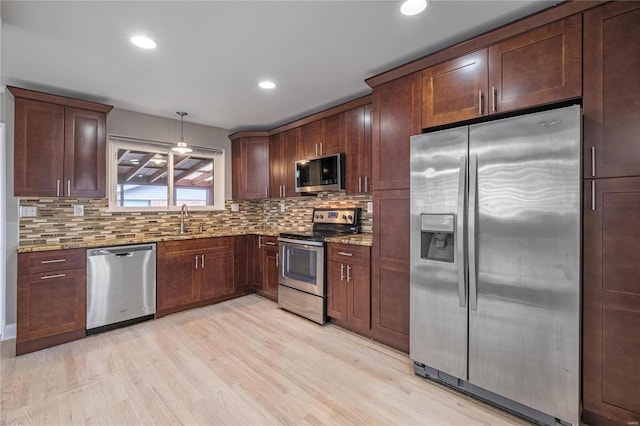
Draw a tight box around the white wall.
[107,108,232,199]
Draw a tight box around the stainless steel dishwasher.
[86,243,156,334]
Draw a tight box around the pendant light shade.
[172,111,193,154]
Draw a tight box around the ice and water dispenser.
[420,214,455,263]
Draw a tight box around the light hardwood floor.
[1,295,528,425]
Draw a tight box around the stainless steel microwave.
[295,153,345,193]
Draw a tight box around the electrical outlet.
[20,206,37,217]
[74,205,84,217]
[280,203,286,213]
[231,203,240,212]
[367,201,373,214]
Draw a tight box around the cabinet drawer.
[18,248,85,275]
[327,243,370,266]
[159,237,233,256]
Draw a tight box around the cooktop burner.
[279,207,362,243]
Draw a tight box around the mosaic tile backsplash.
[18,193,372,247]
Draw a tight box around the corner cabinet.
[422,15,582,129]
[327,243,371,337]
[269,130,298,198]
[345,104,372,195]
[9,86,112,198]
[230,132,270,200]
[17,249,86,355]
[157,237,244,318]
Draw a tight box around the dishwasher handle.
[87,244,156,257]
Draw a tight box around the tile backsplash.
[18,193,372,247]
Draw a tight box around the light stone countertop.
[16,229,281,253]
[324,233,373,247]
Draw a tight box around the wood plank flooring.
[1,295,528,425]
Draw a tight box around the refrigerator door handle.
[457,155,468,308]
[469,154,478,311]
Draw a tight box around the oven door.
[278,238,325,297]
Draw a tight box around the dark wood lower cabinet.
[257,236,279,301]
[327,243,371,337]
[583,178,640,425]
[17,249,86,355]
[371,190,410,353]
[157,237,249,318]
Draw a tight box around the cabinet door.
[234,235,248,290]
[584,2,640,179]
[200,249,234,300]
[13,98,65,197]
[17,268,86,354]
[422,49,488,128]
[371,189,410,352]
[157,253,199,312]
[269,133,284,198]
[282,128,299,197]
[261,246,279,301]
[298,121,322,160]
[489,15,581,114]
[248,235,262,289]
[242,136,270,199]
[347,263,371,337]
[345,105,372,195]
[372,73,422,191]
[322,113,344,156]
[327,260,347,322]
[583,177,640,424]
[64,107,106,197]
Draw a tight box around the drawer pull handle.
[337,251,353,257]
[266,241,277,246]
[41,273,66,280]
[41,259,66,264]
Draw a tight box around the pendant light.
[172,111,193,154]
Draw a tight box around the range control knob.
[342,215,347,220]
[348,215,353,220]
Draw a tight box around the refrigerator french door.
[410,105,581,425]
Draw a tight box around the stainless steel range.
[278,207,361,324]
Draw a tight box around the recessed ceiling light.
[131,35,157,49]
[259,81,276,90]
[400,0,428,16]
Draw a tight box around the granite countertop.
[324,233,373,247]
[16,229,281,253]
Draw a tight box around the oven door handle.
[277,237,324,247]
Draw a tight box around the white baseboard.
[1,323,16,341]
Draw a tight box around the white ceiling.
[1,1,555,132]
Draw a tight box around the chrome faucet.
[180,204,189,233]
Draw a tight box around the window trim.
[107,135,225,213]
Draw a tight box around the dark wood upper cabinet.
[372,73,422,191]
[298,120,323,160]
[422,49,488,128]
[583,177,640,425]
[9,86,112,198]
[230,133,270,199]
[345,104,372,195]
[13,98,65,197]
[422,16,581,129]
[489,15,581,114]
[584,2,640,179]
[321,113,344,156]
[270,130,299,198]
[64,108,106,197]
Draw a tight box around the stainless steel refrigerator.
[410,105,581,425]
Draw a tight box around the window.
[108,137,225,212]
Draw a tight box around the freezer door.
[410,127,469,380]
[467,105,581,424]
